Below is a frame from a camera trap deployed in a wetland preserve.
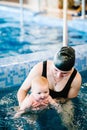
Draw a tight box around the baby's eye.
[38,92,41,95]
[44,91,48,94]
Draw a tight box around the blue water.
[0,5,87,58]
[0,82,87,130]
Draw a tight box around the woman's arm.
[17,62,43,106]
[68,71,82,98]
[14,94,33,118]
[19,94,33,110]
[17,88,28,107]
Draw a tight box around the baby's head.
[31,76,49,100]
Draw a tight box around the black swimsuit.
[42,61,77,98]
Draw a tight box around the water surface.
[0,83,87,130]
[0,5,87,58]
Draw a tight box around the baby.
[14,76,61,118]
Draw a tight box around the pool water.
[0,83,87,130]
[0,5,62,58]
[0,5,87,58]
[0,23,62,58]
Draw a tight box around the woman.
[17,46,82,109]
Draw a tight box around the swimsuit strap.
[65,68,77,89]
[42,61,47,78]
[60,68,77,97]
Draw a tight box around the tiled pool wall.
[0,50,55,90]
[0,44,87,90]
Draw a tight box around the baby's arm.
[48,96,62,113]
[14,94,33,118]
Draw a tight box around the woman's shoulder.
[47,60,53,65]
[30,60,53,75]
[75,69,82,82]
[36,60,52,67]
[72,68,82,88]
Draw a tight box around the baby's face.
[32,85,49,101]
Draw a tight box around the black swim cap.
[53,46,75,71]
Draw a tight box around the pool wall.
[0,50,54,89]
[0,44,87,89]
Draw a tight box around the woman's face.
[52,64,71,79]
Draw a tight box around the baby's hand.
[48,96,62,113]
[31,98,49,110]
[14,110,25,118]
[40,98,49,106]
[32,101,41,108]
[55,103,62,113]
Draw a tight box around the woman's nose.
[56,72,62,78]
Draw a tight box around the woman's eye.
[54,69,58,72]
[62,73,68,77]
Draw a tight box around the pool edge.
[0,45,87,89]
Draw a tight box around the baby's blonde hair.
[31,76,48,89]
